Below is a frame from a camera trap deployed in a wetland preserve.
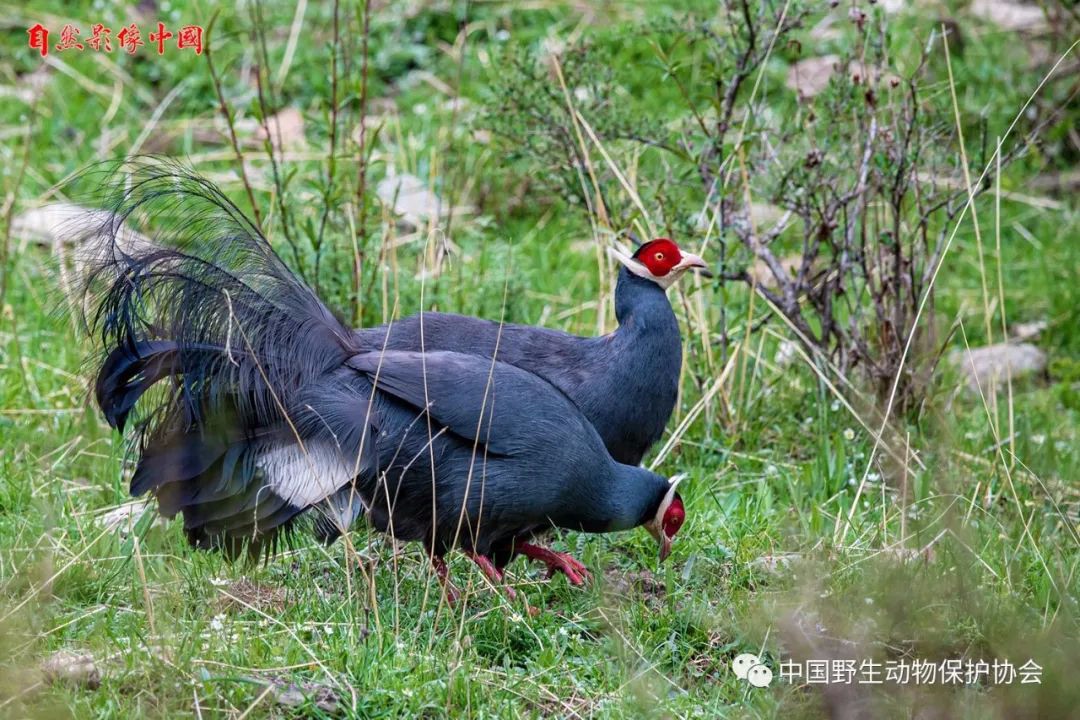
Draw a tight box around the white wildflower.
[774,340,798,367]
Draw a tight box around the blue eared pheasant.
[80,160,689,594]
[363,237,709,467]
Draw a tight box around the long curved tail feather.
[76,158,366,557]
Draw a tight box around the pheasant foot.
[517,543,590,586]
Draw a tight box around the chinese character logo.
[775,656,1041,687]
[732,653,774,688]
[26,22,204,58]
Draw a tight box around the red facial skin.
[662,494,686,540]
[632,238,683,277]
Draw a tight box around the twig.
[313,0,342,293]
[206,10,263,231]
[249,0,302,273]
[353,0,373,324]
[0,118,33,309]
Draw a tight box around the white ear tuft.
[654,474,686,525]
[607,246,634,269]
[607,246,653,281]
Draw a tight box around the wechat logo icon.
[732,653,774,688]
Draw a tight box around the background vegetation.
[0,0,1077,717]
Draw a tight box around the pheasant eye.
[655,252,664,261]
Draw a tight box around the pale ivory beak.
[659,534,673,563]
[646,523,673,563]
[676,251,713,278]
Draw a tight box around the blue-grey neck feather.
[591,267,682,464]
[611,267,681,365]
[613,266,677,331]
[601,465,671,532]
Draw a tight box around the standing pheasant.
[363,237,709,466]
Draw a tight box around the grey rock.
[952,342,1047,391]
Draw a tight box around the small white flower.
[830,400,841,412]
[843,428,856,441]
[209,577,230,587]
[1031,434,1046,445]
[765,464,778,477]
[774,340,798,366]
[323,625,334,636]
[209,615,225,632]
[495,29,511,41]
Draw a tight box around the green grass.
[1,1,1078,717]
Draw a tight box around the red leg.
[517,542,590,586]
[465,551,517,599]
[431,554,460,604]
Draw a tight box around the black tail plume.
[75,157,361,556]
